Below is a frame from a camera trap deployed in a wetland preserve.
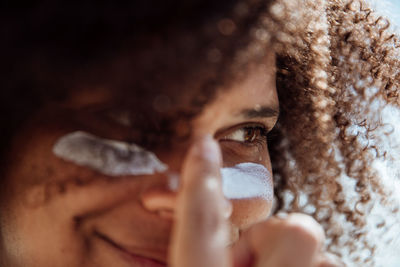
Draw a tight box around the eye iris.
[244,128,257,142]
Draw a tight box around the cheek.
[221,162,274,230]
[230,197,273,230]
[221,141,268,166]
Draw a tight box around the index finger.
[169,135,231,267]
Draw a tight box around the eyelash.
[221,124,270,145]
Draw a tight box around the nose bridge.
[158,140,189,174]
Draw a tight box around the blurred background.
[365,1,400,266]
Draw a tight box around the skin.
[0,51,342,266]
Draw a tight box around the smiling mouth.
[94,231,167,267]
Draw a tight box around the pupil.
[244,128,256,142]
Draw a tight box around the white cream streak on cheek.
[52,131,168,176]
[167,163,273,200]
[221,163,273,200]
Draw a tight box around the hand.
[169,136,344,267]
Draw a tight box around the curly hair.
[1,0,399,265]
[263,0,400,265]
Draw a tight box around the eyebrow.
[239,106,280,119]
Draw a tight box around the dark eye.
[222,126,267,143]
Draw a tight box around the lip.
[95,231,167,267]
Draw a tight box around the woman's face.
[0,52,278,266]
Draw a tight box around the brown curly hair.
[263,0,400,265]
[1,0,399,265]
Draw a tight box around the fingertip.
[181,134,222,188]
[284,213,326,246]
[189,134,221,164]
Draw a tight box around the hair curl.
[264,0,400,265]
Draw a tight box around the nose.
[140,143,187,220]
[140,172,179,220]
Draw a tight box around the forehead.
[67,39,276,106]
[68,36,218,109]
[194,54,278,134]
[63,46,277,146]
